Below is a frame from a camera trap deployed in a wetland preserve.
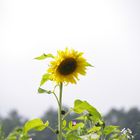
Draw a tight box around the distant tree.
[0,110,26,136]
[1,107,140,140]
[105,107,140,140]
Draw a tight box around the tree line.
[0,107,140,140]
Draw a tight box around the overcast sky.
[0,0,140,118]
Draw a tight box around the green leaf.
[76,115,87,121]
[23,118,49,134]
[66,134,82,140]
[103,125,119,136]
[35,53,54,60]
[80,133,100,140]
[69,122,84,130]
[38,88,52,94]
[88,126,101,133]
[62,120,67,129]
[35,121,49,131]
[40,73,51,86]
[74,100,83,108]
[86,62,94,67]
[73,100,102,122]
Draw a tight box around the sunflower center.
[57,58,77,75]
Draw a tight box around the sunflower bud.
[61,110,66,115]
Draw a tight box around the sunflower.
[47,48,91,84]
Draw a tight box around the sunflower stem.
[52,92,60,107]
[58,82,63,140]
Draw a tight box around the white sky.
[0,0,140,118]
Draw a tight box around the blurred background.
[0,0,140,139]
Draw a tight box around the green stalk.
[58,82,63,140]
